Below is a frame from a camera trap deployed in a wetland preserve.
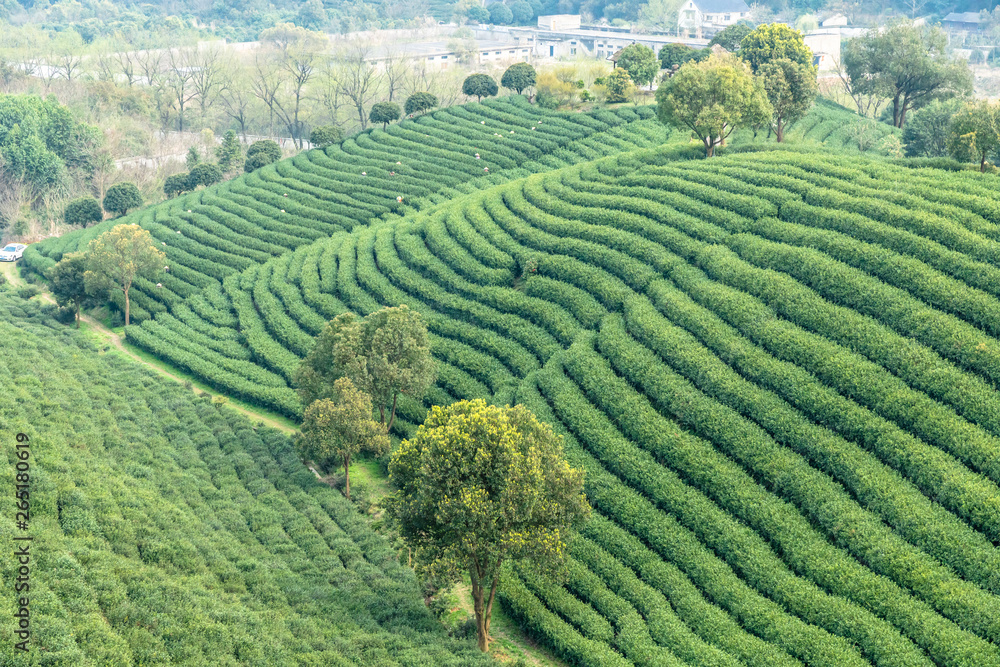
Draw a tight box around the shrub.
[64,196,103,226]
[309,124,343,147]
[404,92,437,116]
[244,140,281,172]
[188,163,224,189]
[103,182,142,217]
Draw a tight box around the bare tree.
[338,42,378,131]
[315,60,347,130]
[134,49,163,87]
[166,48,198,131]
[379,46,409,102]
[54,51,85,82]
[190,45,228,124]
[115,50,140,86]
[220,73,258,139]
[834,57,888,119]
[0,161,27,233]
[250,51,284,138]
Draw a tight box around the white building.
[677,0,751,39]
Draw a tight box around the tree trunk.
[124,286,130,326]
[343,453,351,500]
[471,569,500,652]
[981,154,988,173]
[75,303,80,328]
[705,137,714,158]
[387,393,399,433]
[379,404,385,425]
[776,121,784,143]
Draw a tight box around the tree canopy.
[501,62,536,95]
[164,174,188,198]
[656,53,771,157]
[188,162,223,189]
[709,21,754,51]
[739,23,813,73]
[386,400,590,652]
[48,252,89,328]
[244,139,281,172]
[63,196,102,227]
[489,2,513,25]
[463,73,499,102]
[297,377,389,500]
[295,305,436,432]
[102,182,142,217]
[658,43,706,70]
[369,101,401,128]
[605,67,636,103]
[616,43,659,89]
[84,223,165,326]
[404,92,438,116]
[843,20,972,128]
[759,58,817,142]
[903,99,962,158]
[948,100,1000,172]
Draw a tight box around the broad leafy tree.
[164,174,188,198]
[295,305,435,432]
[656,53,771,157]
[709,21,754,51]
[658,43,704,69]
[463,73,499,102]
[616,43,659,89]
[297,377,389,500]
[48,252,89,327]
[844,20,972,128]
[84,223,165,326]
[509,0,533,24]
[605,67,635,103]
[740,23,813,73]
[489,2,513,25]
[903,99,962,158]
[244,139,281,172]
[404,92,438,116]
[501,62,536,95]
[759,58,817,142]
[369,101,401,128]
[386,400,590,653]
[102,182,142,217]
[63,196,102,226]
[187,163,223,189]
[948,100,1000,172]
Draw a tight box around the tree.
[739,23,813,73]
[310,124,343,147]
[509,0,534,23]
[295,305,436,432]
[64,196,102,226]
[164,173,188,198]
[843,21,973,128]
[659,44,707,70]
[616,43,659,89]
[103,182,142,217]
[48,252,89,328]
[215,130,243,172]
[758,58,817,142]
[369,101,401,128]
[463,73,499,102]
[244,140,281,172]
[501,62,537,95]
[385,399,590,653]
[605,67,635,103]
[467,5,490,22]
[295,0,327,29]
[709,21,754,52]
[656,54,771,157]
[84,224,165,326]
[948,100,1000,172]
[253,24,326,148]
[337,43,379,131]
[903,98,962,158]
[297,377,389,501]
[404,92,438,116]
[188,163,223,189]
[489,3,513,25]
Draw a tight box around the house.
[942,11,983,38]
[677,0,751,39]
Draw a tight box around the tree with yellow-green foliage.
[385,400,590,652]
[297,377,389,500]
[948,100,1000,172]
[84,223,164,326]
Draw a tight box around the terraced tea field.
[117,141,1000,666]
[0,294,493,666]
[23,97,662,322]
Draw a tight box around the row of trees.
[657,23,818,156]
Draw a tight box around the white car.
[0,243,26,261]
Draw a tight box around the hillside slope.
[123,143,1000,666]
[0,295,493,666]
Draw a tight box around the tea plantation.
[0,294,494,666]
[118,137,1000,667]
